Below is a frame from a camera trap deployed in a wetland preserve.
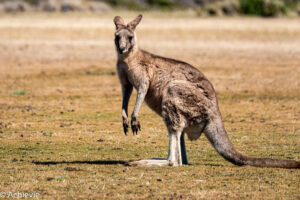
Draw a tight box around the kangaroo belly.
[184,123,206,140]
[145,87,163,116]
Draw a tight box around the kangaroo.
[113,14,300,168]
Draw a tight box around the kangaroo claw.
[131,118,141,135]
[123,117,129,136]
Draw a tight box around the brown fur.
[114,15,300,168]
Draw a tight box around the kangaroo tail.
[203,117,300,169]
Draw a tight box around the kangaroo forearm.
[121,84,133,118]
[131,92,145,118]
[132,84,148,118]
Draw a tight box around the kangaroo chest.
[118,59,164,116]
[118,60,147,89]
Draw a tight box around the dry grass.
[0,12,299,199]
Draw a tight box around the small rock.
[64,167,81,171]
[207,8,217,16]
[265,180,272,184]
[46,177,54,181]
[97,139,104,142]
[222,3,238,16]
[38,0,59,12]
[157,178,163,182]
[12,158,18,162]
[3,0,32,12]
[47,176,65,181]
[194,179,205,182]
[60,123,72,127]
[43,132,52,137]
[88,1,111,12]
[260,119,266,123]
[61,0,85,12]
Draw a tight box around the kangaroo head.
[113,14,142,55]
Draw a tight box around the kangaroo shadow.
[32,160,130,166]
[32,159,224,167]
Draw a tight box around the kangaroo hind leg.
[127,128,184,167]
[167,128,184,166]
[180,132,189,165]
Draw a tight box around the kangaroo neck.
[118,47,140,63]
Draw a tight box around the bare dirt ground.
[0,12,299,199]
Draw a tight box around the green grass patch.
[11,91,26,95]
[240,0,290,17]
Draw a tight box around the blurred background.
[0,0,300,17]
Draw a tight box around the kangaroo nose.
[119,38,127,53]
[119,46,125,51]
[119,44,127,53]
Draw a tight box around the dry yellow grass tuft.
[0,12,299,199]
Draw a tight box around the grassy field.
[0,12,299,199]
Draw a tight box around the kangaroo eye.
[115,35,120,41]
[129,36,133,41]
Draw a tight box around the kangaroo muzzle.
[119,39,128,54]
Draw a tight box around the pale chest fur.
[117,59,152,90]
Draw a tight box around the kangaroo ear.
[127,14,143,31]
[114,16,125,29]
